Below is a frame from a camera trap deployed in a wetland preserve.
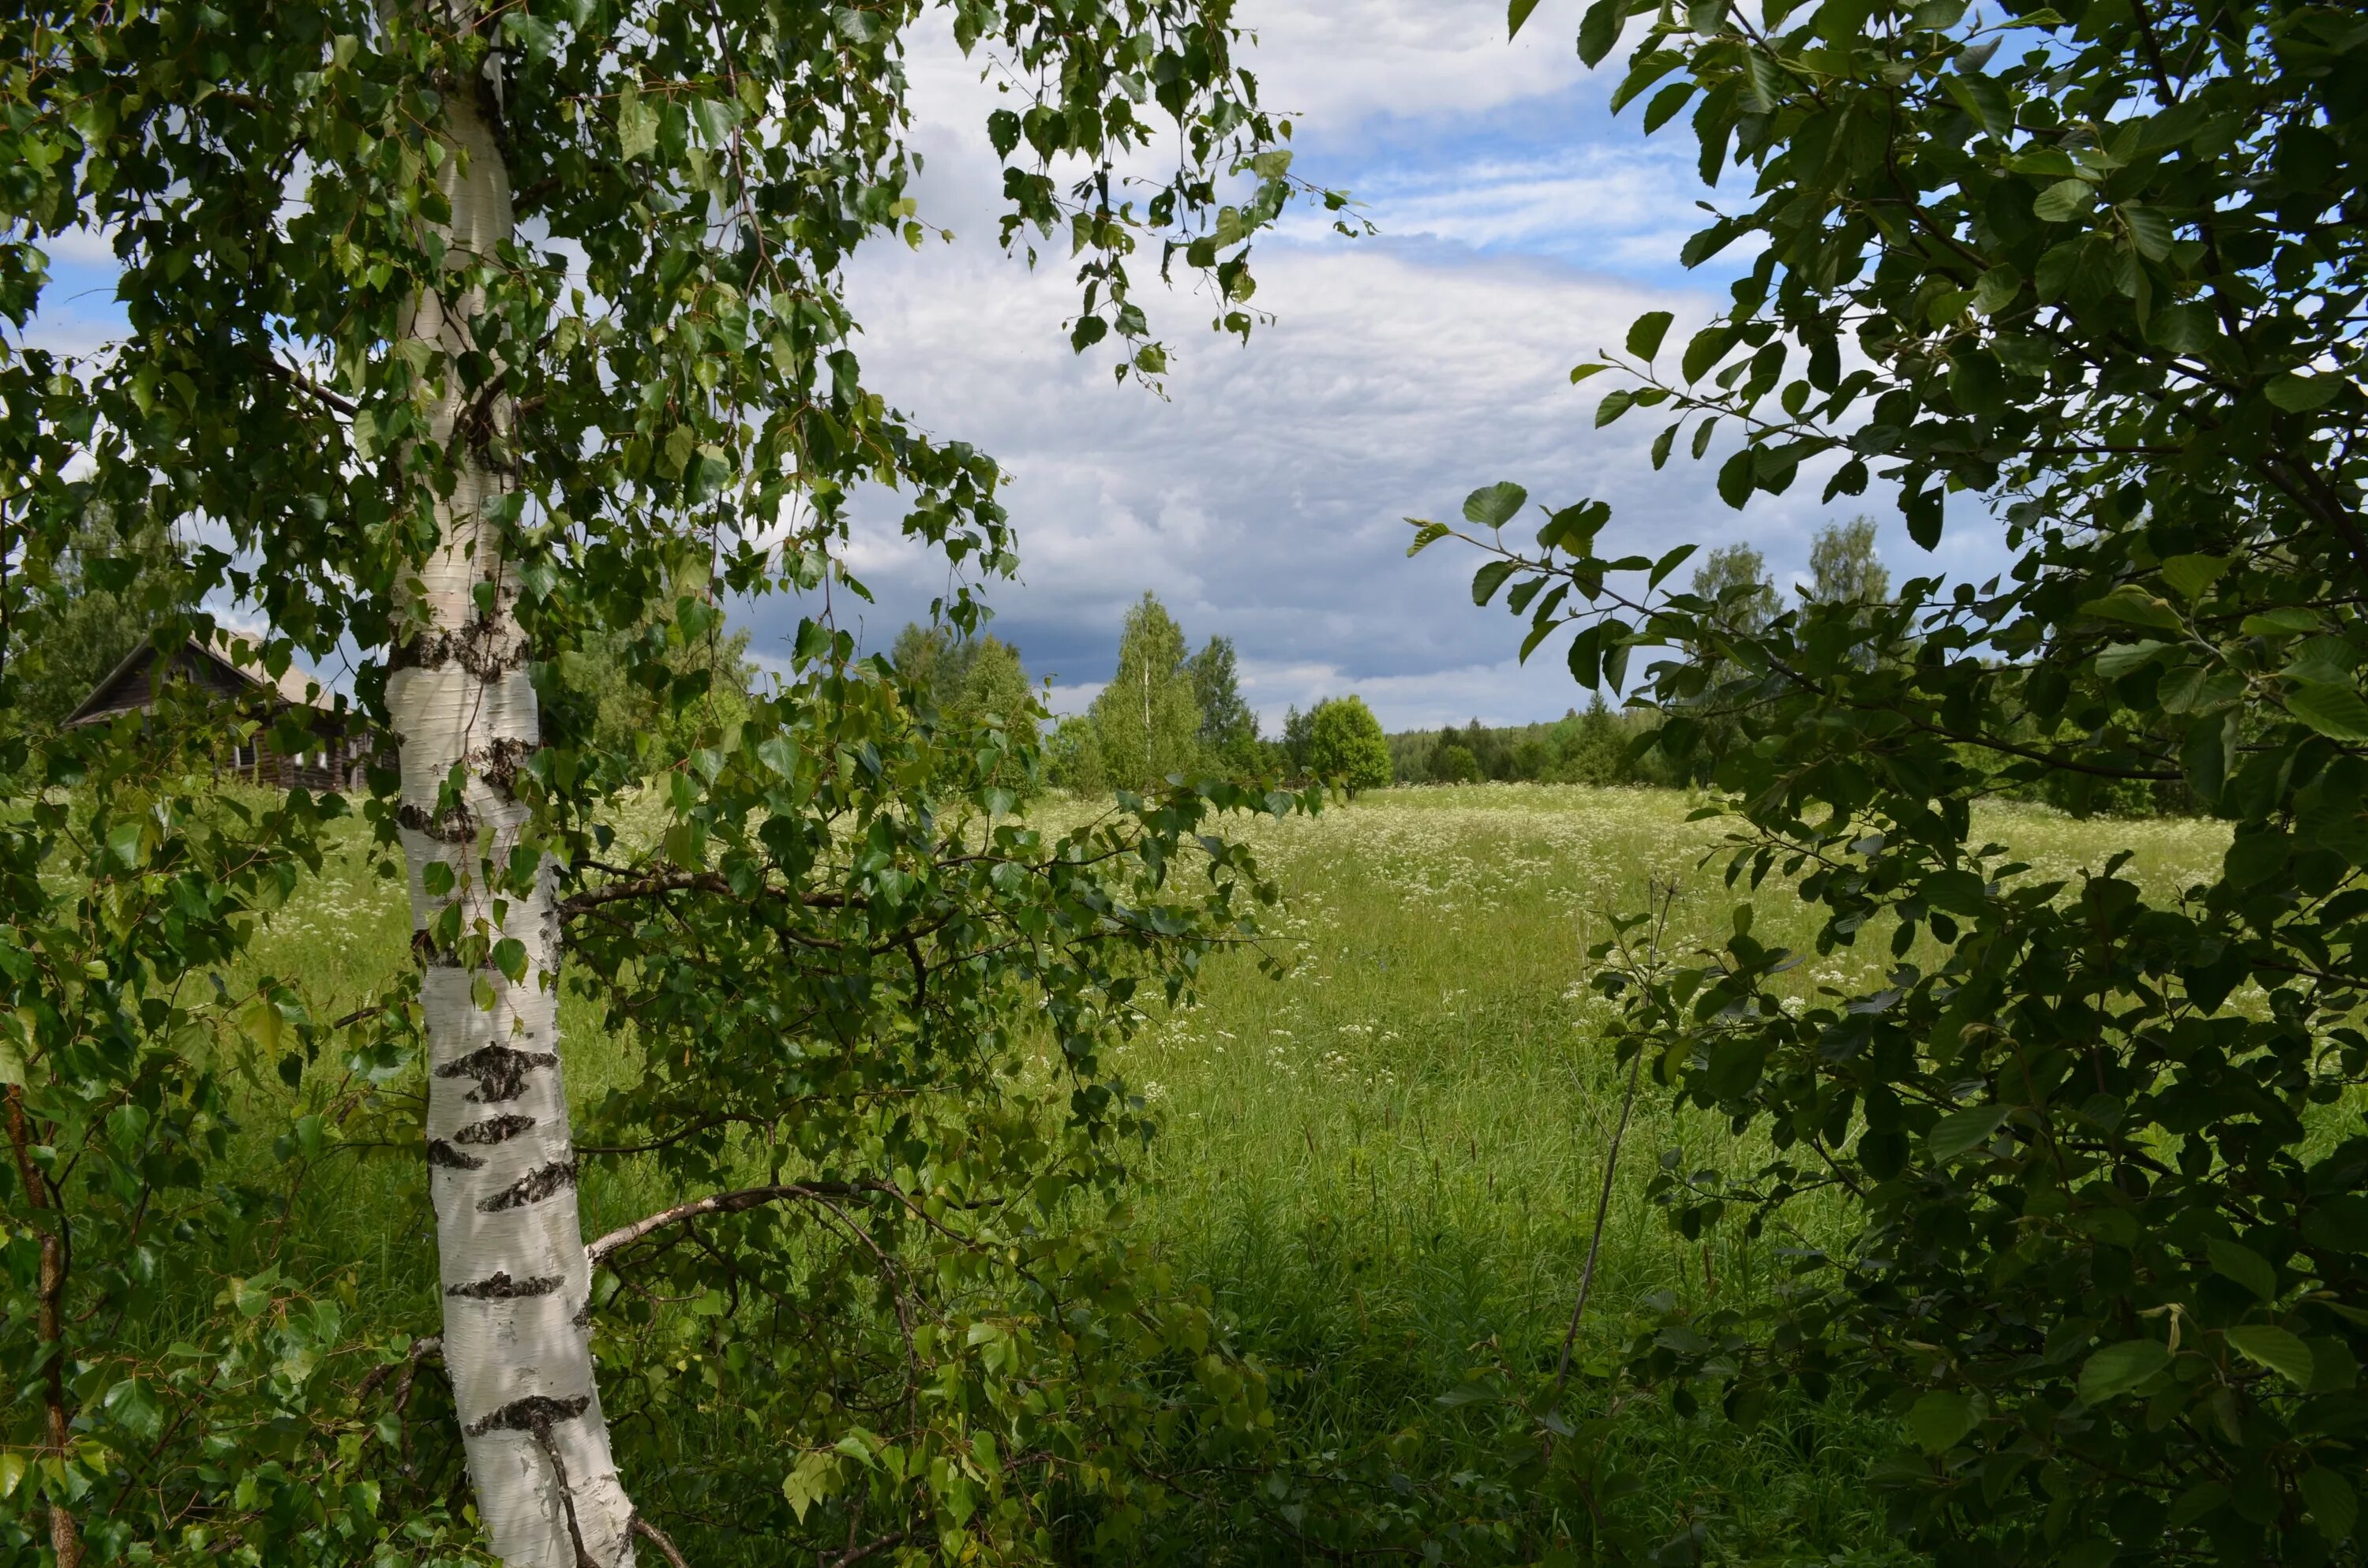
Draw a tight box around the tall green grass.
[1107,784,2229,1559]
[206,782,2228,1561]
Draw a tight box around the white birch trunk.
[388,87,637,1568]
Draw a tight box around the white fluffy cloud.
[792,216,1902,730]
[766,3,1950,732]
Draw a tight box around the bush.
[1305,696,1392,793]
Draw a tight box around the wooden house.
[65,633,382,791]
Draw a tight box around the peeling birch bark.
[388,85,637,1568]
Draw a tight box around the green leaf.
[2158,553,2229,601]
[1595,388,1636,427]
[1570,361,1611,384]
[1715,448,1755,509]
[1626,311,1674,360]
[1905,487,1943,550]
[2242,607,2319,636]
[2033,178,2096,222]
[1472,560,1520,606]
[1578,0,1624,64]
[1649,543,1698,589]
[2095,639,2168,677]
[1969,264,2023,317]
[1926,1103,2009,1162]
[1463,482,1529,527]
[616,80,658,161]
[2302,1469,2359,1543]
[107,818,146,869]
[1539,500,1609,553]
[2207,1238,2277,1302]
[2304,1196,2368,1256]
[1681,326,1736,384]
[2148,302,2216,356]
[103,1376,163,1440]
[1407,519,1452,556]
[2120,204,2172,260]
[2265,372,2340,412]
[781,1450,836,1522]
[1508,0,1544,36]
[1943,73,2013,140]
[2285,683,2368,742]
[1646,84,1701,140]
[243,994,285,1058]
[2081,586,2185,631]
[1907,1390,1980,1454]
[2078,1339,2171,1404]
[2225,1324,2314,1386]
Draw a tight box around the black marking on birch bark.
[478,1158,577,1212]
[571,1299,593,1327]
[445,1270,564,1299]
[464,1391,590,1437]
[480,735,533,801]
[398,800,478,843]
[426,1139,485,1170]
[435,1044,557,1102]
[452,1112,537,1145]
[391,612,523,681]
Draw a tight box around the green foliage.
[1430,739,1482,784]
[1804,517,1890,608]
[1047,713,1110,795]
[3,503,192,728]
[1393,700,1671,787]
[889,619,985,714]
[1186,634,1264,773]
[1303,697,1392,794]
[1437,0,2368,1559]
[1090,593,1205,789]
[0,0,1328,1560]
[540,589,756,758]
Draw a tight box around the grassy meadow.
[217,782,2231,1561]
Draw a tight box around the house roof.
[64,631,335,728]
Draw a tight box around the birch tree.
[392,77,638,1567]
[2,1,1327,1561]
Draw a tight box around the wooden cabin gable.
[63,635,387,793]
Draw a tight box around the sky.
[21,2,2010,732]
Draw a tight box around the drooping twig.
[631,1513,691,1568]
[355,1332,444,1402]
[585,1182,862,1266]
[526,1417,605,1568]
[586,1179,1002,1269]
[1552,1046,1644,1394]
[1551,880,1679,1399]
[827,1530,911,1568]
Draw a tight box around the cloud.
[766,213,1908,732]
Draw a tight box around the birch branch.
[584,1182,866,1266]
[585,1179,1003,1267]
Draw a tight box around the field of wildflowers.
[216,780,2230,1560]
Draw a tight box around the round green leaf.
[2079,1339,2171,1405]
[2225,1324,2314,1387]
[2285,682,2368,742]
[1907,1390,1980,1454]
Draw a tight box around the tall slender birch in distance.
[392,78,636,1566]
[4,1,1339,1561]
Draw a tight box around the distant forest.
[1385,697,1673,788]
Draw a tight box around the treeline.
[1392,517,2194,817]
[892,593,1397,793]
[1388,695,1676,786]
